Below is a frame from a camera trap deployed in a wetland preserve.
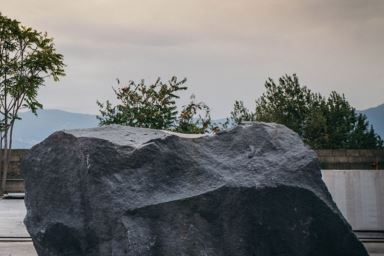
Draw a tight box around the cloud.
[2,0,384,117]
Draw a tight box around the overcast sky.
[2,0,384,117]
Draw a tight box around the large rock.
[22,123,368,256]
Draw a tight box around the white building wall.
[322,170,384,231]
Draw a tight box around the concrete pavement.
[0,198,37,256]
[0,241,36,256]
[0,199,29,238]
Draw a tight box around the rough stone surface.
[22,123,368,256]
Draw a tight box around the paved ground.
[0,241,37,256]
[0,199,29,238]
[365,243,384,256]
[0,198,382,256]
[0,198,36,256]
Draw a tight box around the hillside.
[360,104,384,139]
[13,109,98,148]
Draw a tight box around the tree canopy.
[231,74,383,149]
[173,95,213,134]
[97,77,219,134]
[97,77,187,129]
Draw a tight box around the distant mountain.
[360,104,384,139]
[13,109,98,148]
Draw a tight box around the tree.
[349,114,383,149]
[231,74,383,149]
[302,93,329,148]
[173,94,212,134]
[230,100,255,125]
[0,13,65,194]
[97,77,228,134]
[255,74,312,137]
[97,77,187,129]
[323,92,357,149]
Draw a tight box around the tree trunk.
[1,131,8,194]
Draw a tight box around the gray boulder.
[22,123,368,256]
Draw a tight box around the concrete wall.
[316,150,384,170]
[2,179,25,193]
[0,150,29,193]
[0,149,29,178]
[322,170,384,231]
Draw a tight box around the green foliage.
[0,13,65,193]
[301,93,329,148]
[97,77,224,134]
[349,114,383,149]
[173,95,212,134]
[255,74,313,137]
[231,74,383,149]
[97,77,187,129]
[0,13,65,123]
[322,92,357,149]
[230,100,255,124]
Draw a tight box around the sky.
[2,0,384,118]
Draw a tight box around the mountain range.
[10,104,384,148]
[13,110,98,148]
[359,103,384,139]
